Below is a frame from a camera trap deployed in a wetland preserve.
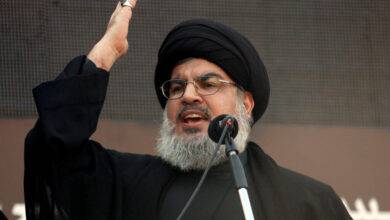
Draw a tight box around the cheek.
[206,95,237,116]
[166,101,178,121]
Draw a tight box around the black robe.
[24,56,352,220]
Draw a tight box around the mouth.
[178,109,211,127]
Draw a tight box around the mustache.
[176,105,212,121]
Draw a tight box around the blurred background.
[1,0,389,219]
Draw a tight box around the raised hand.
[87,0,137,71]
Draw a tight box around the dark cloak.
[24,56,351,220]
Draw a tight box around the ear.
[243,91,255,116]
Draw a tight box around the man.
[24,1,352,219]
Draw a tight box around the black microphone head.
[208,114,239,143]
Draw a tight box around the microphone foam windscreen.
[208,114,238,143]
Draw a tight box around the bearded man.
[24,1,352,219]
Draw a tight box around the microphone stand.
[224,132,255,220]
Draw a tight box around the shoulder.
[247,141,333,193]
[278,167,351,219]
[102,145,165,170]
[99,143,171,175]
[89,141,173,184]
[278,165,335,197]
[246,142,351,219]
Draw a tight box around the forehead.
[170,58,232,80]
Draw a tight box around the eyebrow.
[198,72,222,79]
[171,72,222,80]
[170,76,185,80]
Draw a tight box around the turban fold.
[154,19,270,124]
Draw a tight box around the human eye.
[169,80,185,95]
[198,76,220,90]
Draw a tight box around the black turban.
[154,19,270,124]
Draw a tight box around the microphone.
[208,114,255,219]
[176,114,239,220]
[176,115,241,220]
[208,114,239,143]
[208,115,255,220]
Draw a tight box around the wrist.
[87,38,124,71]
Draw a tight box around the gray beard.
[156,101,252,171]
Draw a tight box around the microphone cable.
[176,121,230,220]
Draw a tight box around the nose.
[181,82,203,105]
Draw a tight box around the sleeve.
[24,55,109,220]
[32,56,108,150]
